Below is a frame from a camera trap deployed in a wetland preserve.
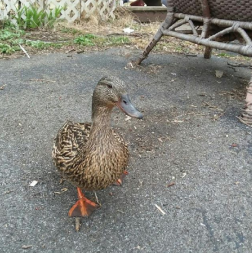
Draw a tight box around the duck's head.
[93,76,143,119]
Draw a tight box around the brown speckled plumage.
[52,120,129,191]
[52,76,141,193]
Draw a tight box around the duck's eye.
[107,84,112,89]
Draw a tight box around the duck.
[52,76,143,217]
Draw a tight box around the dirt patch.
[1,9,252,65]
[24,29,73,43]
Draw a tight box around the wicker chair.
[133,0,252,126]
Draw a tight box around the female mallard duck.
[52,76,143,217]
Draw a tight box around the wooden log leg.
[133,29,164,65]
[131,12,174,66]
[239,74,252,126]
[204,46,212,59]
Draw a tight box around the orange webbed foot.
[68,188,99,217]
[114,170,128,186]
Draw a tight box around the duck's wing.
[52,121,91,170]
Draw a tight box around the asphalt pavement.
[0,48,252,253]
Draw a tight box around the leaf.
[22,245,32,249]
[215,70,223,78]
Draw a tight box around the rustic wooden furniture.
[133,0,252,125]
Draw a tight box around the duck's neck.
[91,104,113,131]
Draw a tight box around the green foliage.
[0,43,19,54]
[216,52,232,57]
[74,34,130,47]
[60,27,80,35]
[1,19,16,29]
[25,40,63,49]
[47,7,63,28]
[0,4,66,54]
[25,40,50,49]
[0,19,132,55]
[0,24,24,54]
[74,34,96,46]
[0,24,65,54]
[0,28,24,41]
[105,36,130,45]
[13,4,63,30]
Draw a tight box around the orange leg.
[114,170,128,186]
[68,188,99,217]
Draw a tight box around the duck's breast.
[74,130,129,190]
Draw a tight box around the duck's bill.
[116,94,143,119]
